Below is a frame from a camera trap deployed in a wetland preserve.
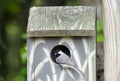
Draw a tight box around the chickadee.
[50,45,85,78]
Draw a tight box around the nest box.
[27,6,96,81]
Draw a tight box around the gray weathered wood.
[27,37,96,81]
[103,0,120,81]
[27,6,96,81]
[27,6,96,37]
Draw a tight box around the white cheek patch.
[57,50,65,55]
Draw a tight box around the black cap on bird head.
[50,45,71,63]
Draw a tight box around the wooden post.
[103,0,120,81]
[27,6,96,81]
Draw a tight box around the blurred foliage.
[5,21,22,40]
[6,0,21,14]
[33,0,42,6]
[20,43,27,65]
[66,0,79,5]
[0,76,5,81]
[0,0,29,80]
[97,19,103,42]
[12,67,27,81]
[0,0,21,14]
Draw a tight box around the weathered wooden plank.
[27,29,94,37]
[27,6,96,37]
[103,0,120,81]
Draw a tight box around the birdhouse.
[27,6,96,81]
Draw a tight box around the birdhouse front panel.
[27,6,96,81]
[27,37,95,81]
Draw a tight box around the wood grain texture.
[103,0,120,81]
[27,6,96,37]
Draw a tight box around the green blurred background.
[0,0,103,81]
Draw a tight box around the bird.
[50,45,85,79]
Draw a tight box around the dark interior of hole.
[50,45,71,63]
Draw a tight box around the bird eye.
[55,53,61,57]
[50,45,71,63]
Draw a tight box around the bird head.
[50,45,71,64]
